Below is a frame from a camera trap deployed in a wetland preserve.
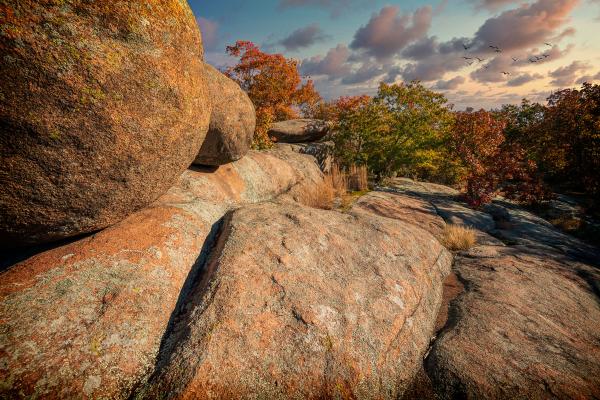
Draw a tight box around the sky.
[189,0,600,109]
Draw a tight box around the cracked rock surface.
[141,201,451,399]
[0,149,322,399]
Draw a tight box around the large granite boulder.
[139,201,452,399]
[0,149,323,399]
[0,1,210,246]
[194,63,256,166]
[268,119,329,143]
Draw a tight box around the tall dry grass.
[297,164,370,210]
[441,224,476,251]
[297,174,336,210]
[330,164,348,196]
[347,164,369,192]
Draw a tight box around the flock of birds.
[460,42,553,77]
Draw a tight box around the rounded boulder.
[0,1,211,246]
[194,63,256,166]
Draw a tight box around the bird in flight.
[463,43,471,50]
[489,45,502,53]
[542,54,550,58]
[529,58,537,63]
[501,71,511,76]
[462,56,472,60]
[512,57,519,62]
[545,42,552,47]
[466,61,474,66]
[476,57,485,62]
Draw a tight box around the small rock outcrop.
[0,149,322,399]
[140,201,452,399]
[269,119,329,143]
[194,63,256,166]
[0,1,210,246]
[276,141,334,173]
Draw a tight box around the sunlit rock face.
[0,0,211,246]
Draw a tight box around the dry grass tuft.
[298,164,370,210]
[441,224,477,251]
[298,174,336,210]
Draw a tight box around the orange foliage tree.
[225,41,321,148]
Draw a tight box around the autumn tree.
[451,110,548,207]
[538,83,600,196]
[323,82,457,182]
[225,41,321,148]
[371,82,456,181]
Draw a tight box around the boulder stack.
[0,0,210,246]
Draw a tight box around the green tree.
[326,82,456,182]
[370,82,455,180]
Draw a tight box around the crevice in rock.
[402,260,471,400]
[129,212,234,400]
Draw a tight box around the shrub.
[441,224,477,251]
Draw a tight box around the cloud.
[300,44,352,80]
[197,17,219,51]
[575,71,600,84]
[350,5,432,60]
[433,76,466,90]
[469,0,520,11]
[470,54,514,83]
[341,61,385,85]
[472,0,580,53]
[278,0,373,17]
[279,24,330,51]
[549,60,590,86]
[506,72,543,87]
[387,36,469,82]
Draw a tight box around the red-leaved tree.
[225,41,321,148]
[451,110,548,207]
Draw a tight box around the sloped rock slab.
[140,202,452,399]
[426,244,600,399]
[0,150,322,399]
